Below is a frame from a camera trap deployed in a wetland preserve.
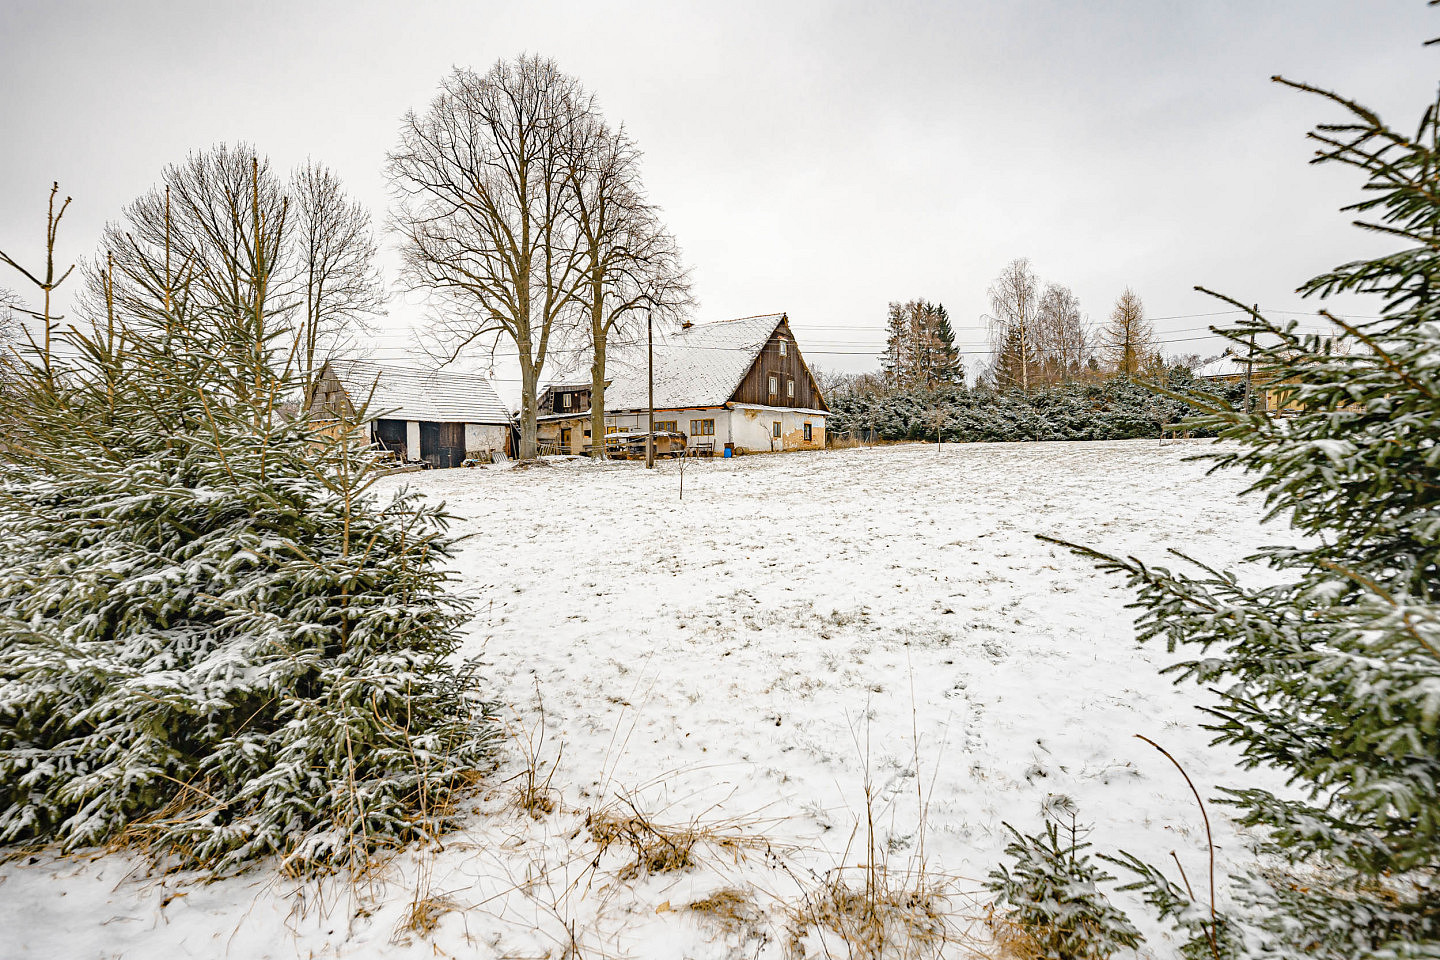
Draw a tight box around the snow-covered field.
[1,440,1292,959]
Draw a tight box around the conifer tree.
[1049,38,1440,958]
[0,168,495,875]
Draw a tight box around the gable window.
[779,339,788,357]
[804,422,813,442]
[787,378,795,399]
[561,392,572,409]
[772,421,782,439]
[768,374,778,395]
[690,418,715,436]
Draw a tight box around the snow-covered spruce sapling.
[1045,36,1440,959]
[0,167,497,875]
[987,806,1143,960]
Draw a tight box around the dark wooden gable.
[728,317,829,412]
[306,362,355,419]
[540,385,592,416]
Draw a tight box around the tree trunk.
[518,355,539,460]
[589,276,607,459]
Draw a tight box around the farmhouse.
[536,313,829,455]
[306,359,514,467]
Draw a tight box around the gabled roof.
[325,359,512,424]
[603,314,786,411]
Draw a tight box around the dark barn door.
[374,419,408,461]
[420,422,466,469]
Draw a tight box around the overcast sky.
[1,1,1434,396]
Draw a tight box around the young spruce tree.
[1048,36,1440,960]
[0,167,496,875]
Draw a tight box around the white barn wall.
[465,423,508,457]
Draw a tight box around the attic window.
[561,393,572,409]
[787,378,795,399]
[768,374,778,395]
[779,339,788,357]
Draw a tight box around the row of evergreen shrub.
[826,372,1246,445]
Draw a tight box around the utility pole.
[646,307,655,469]
[1243,303,1257,414]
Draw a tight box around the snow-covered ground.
[1,440,1293,959]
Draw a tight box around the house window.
[561,393,572,409]
[787,378,795,399]
[655,420,677,433]
[691,418,715,436]
[779,339,788,357]
[804,422,813,442]
[768,374,778,395]
[772,421,782,439]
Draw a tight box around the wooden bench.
[689,439,715,457]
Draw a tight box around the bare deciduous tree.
[84,145,383,397]
[1034,282,1093,385]
[985,258,1040,391]
[389,56,593,460]
[564,116,691,457]
[82,145,294,394]
[1099,287,1155,377]
[292,161,385,392]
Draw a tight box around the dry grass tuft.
[789,870,956,960]
[585,800,773,882]
[984,906,1046,960]
[687,886,761,931]
[399,892,459,939]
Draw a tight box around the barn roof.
[603,314,786,411]
[327,359,512,425]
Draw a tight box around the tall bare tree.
[1034,282,1093,385]
[985,258,1040,391]
[1099,287,1155,377]
[389,56,593,459]
[82,145,294,396]
[564,116,691,457]
[292,161,385,392]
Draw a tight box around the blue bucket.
[723,447,733,458]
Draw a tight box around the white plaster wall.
[465,423,508,456]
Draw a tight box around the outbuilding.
[306,359,514,467]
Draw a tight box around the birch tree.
[985,258,1040,391]
[1034,282,1092,385]
[389,56,592,459]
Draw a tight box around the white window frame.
[787,378,795,398]
[779,339,788,357]
[768,374,778,395]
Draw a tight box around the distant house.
[306,359,514,467]
[537,313,829,455]
[536,382,597,455]
[1194,350,1295,413]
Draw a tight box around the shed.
[307,359,514,467]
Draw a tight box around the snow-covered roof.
[328,359,512,425]
[1193,352,1253,379]
[602,314,785,411]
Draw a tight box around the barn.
[306,359,514,467]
